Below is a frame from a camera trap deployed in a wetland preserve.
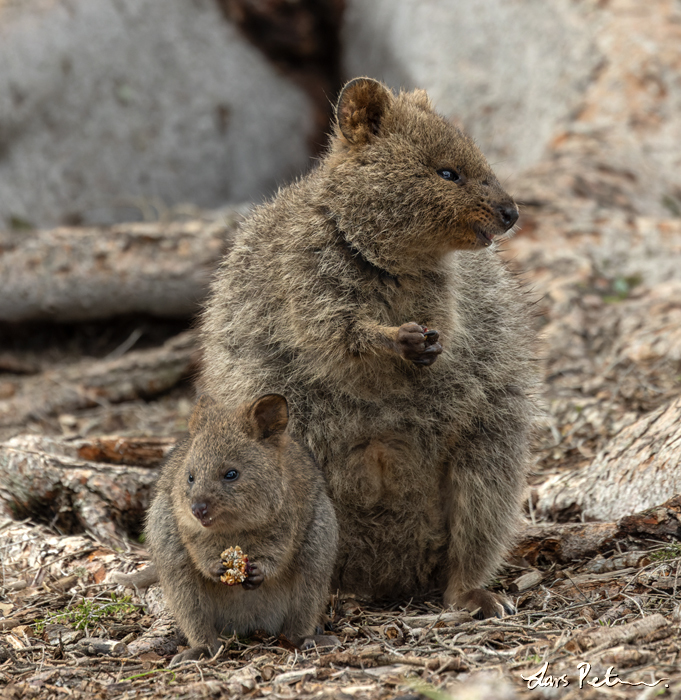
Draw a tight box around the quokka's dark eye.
[187,473,194,484]
[437,168,461,182]
[224,469,239,482]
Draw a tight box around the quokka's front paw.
[208,560,229,582]
[454,588,516,620]
[242,561,264,590]
[396,322,442,366]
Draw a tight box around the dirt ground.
[1,511,680,699]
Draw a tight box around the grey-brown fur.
[200,78,537,615]
[146,394,338,666]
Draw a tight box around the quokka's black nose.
[497,204,519,230]
[192,502,210,521]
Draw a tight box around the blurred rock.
[342,0,599,182]
[0,0,314,229]
[216,0,345,153]
[516,0,681,217]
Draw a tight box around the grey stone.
[0,0,313,228]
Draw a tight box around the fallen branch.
[76,638,129,657]
[0,331,197,428]
[111,565,159,589]
[0,215,239,322]
[318,648,467,672]
[515,494,681,564]
[568,613,669,652]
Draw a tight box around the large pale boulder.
[0,0,313,229]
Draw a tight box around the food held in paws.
[220,546,249,585]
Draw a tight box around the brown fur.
[145,394,338,665]
[199,78,537,614]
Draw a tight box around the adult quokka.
[200,77,537,618]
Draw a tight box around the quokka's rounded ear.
[411,88,432,111]
[335,77,394,146]
[188,394,217,434]
[247,394,289,440]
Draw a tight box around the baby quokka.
[146,394,338,666]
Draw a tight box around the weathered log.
[0,434,171,545]
[618,494,681,538]
[75,638,129,657]
[0,214,239,323]
[535,395,681,522]
[569,614,668,652]
[0,331,197,429]
[515,522,619,565]
[516,494,681,564]
[508,569,543,593]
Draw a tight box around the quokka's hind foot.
[169,645,214,667]
[450,588,516,619]
[298,634,341,651]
